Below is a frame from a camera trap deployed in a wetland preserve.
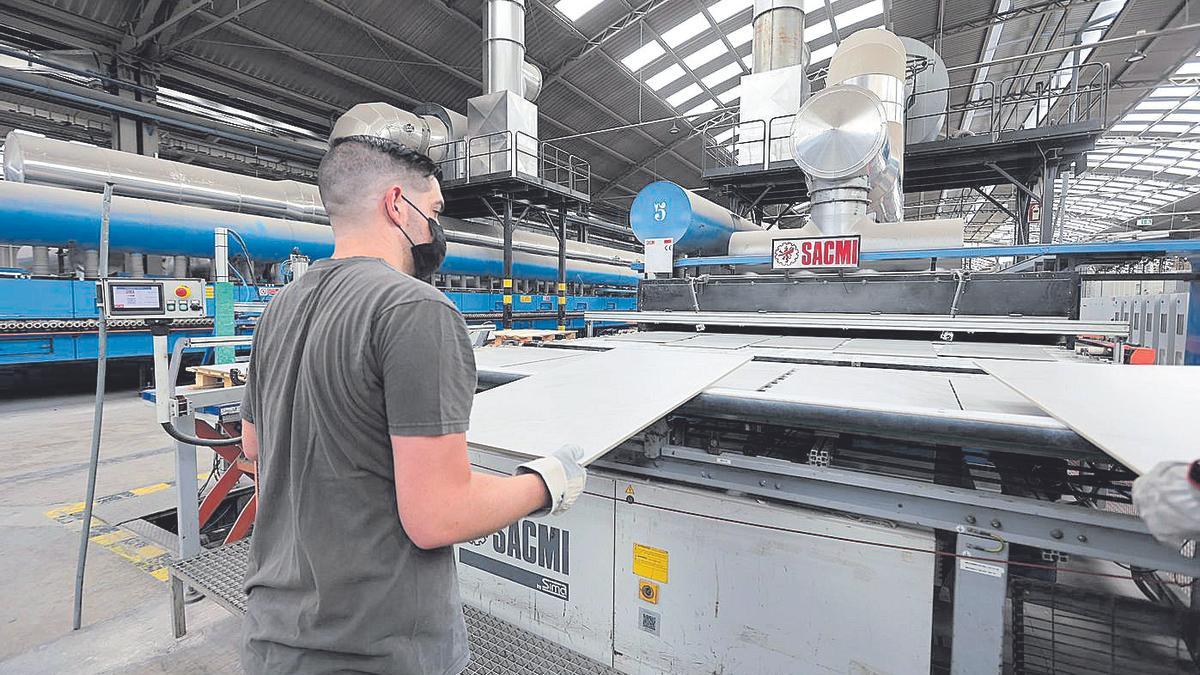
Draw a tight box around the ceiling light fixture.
[669,121,680,134]
[1126,49,1147,63]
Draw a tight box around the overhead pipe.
[4,131,327,224]
[0,181,640,286]
[484,0,527,96]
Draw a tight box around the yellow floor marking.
[42,476,201,583]
[130,482,171,496]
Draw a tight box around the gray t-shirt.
[239,256,476,675]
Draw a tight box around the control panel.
[100,279,207,320]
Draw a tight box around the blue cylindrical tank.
[0,181,640,286]
[630,180,761,256]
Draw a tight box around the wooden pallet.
[188,363,249,388]
[489,329,576,346]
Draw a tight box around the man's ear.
[385,185,405,227]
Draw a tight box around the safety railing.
[701,61,1109,174]
[430,130,591,198]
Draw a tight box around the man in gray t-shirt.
[238,136,586,674]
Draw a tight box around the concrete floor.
[0,373,241,673]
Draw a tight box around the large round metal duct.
[522,61,543,102]
[630,181,762,256]
[790,85,888,180]
[3,130,326,224]
[901,37,950,144]
[329,102,441,151]
[752,0,806,73]
[484,0,526,96]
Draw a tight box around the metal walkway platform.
[169,540,618,675]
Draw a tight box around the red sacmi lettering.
[835,238,856,265]
[810,241,823,266]
[800,240,812,266]
[824,240,835,264]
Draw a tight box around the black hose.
[160,421,242,447]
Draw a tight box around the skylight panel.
[646,64,686,89]
[712,129,736,146]
[684,99,719,117]
[555,0,604,21]
[1151,86,1197,98]
[667,82,704,107]
[622,42,666,71]
[727,24,753,47]
[1110,123,1147,132]
[662,14,709,48]
[718,85,741,103]
[1151,123,1192,133]
[810,44,837,63]
[702,62,742,88]
[805,21,831,41]
[1177,61,1200,75]
[708,0,753,23]
[684,40,728,69]
[835,0,884,28]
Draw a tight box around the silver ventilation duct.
[3,131,326,224]
[901,37,950,144]
[752,0,806,73]
[484,0,527,96]
[329,102,467,160]
[522,61,543,103]
[790,28,907,232]
[738,0,810,167]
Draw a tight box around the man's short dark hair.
[318,135,442,222]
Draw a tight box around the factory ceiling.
[0,0,1197,241]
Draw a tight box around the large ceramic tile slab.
[947,374,1046,416]
[933,342,1057,361]
[468,348,751,465]
[606,330,699,343]
[473,346,584,369]
[761,363,961,411]
[980,362,1199,474]
[666,334,772,350]
[751,336,849,351]
[835,339,940,359]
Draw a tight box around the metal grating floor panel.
[170,541,618,675]
[1010,577,1196,674]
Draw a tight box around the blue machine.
[0,181,638,368]
[630,181,761,256]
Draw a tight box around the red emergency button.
[175,286,189,298]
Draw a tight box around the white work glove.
[1133,460,1200,550]
[517,444,587,516]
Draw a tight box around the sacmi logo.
[492,520,570,574]
[460,520,572,601]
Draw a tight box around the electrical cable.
[72,183,114,631]
[225,229,258,292]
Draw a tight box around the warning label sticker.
[633,543,669,583]
[959,559,1006,578]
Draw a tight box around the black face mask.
[395,194,447,279]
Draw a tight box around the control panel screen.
[109,284,164,314]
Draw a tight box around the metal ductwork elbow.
[329,102,467,161]
[790,28,907,232]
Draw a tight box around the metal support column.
[502,197,514,329]
[1015,189,1031,246]
[557,204,567,331]
[109,59,159,156]
[1040,161,1058,245]
[174,412,202,559]
[950,533,1009,674]
[1187,256,1200,365]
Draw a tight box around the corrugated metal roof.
[4,0,1200,233]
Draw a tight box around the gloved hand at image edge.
[517,444,588,516]
[1133,460,1200,550]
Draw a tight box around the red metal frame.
[195,420,257,544]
